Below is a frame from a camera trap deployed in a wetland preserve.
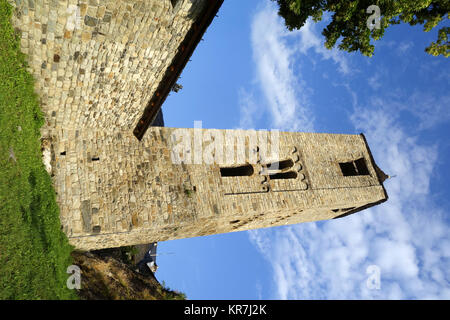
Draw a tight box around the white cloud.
[237,88,260,129]
[407,92,450,130]
[240,1,356,134]
[344,82,450,131]
[239,2,354,133]
[247,2,314,132]
[293,18,351,75]
[396,41,414,55]
[368,72,382,90]
[246,2,450,300]
[250,108,449,299]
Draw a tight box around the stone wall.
[8,0,207,133]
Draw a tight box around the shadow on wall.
[151,109,165,127]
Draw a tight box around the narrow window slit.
[92,157,100,161]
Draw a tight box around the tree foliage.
[272,0,450,57]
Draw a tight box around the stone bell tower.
[48,127,388,250]
[8,0,388,251]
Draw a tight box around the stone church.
[8,0,388,250]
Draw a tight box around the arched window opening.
[266,159,294,171]
[269,171,297,180]
[220,164,254,177]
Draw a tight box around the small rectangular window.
[339,158,370,176]
[339,162,357,176]
[354,158,369,175]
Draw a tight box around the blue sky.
[155,0,450,299]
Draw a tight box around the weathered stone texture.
[8,0,207,132]
[8,0,388,251]
[47,127,387,250]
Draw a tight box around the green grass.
[0,0,77,299]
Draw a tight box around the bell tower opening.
[266,159,294,171]
[220,164,254,177]
[339,158,370,176]
[269,171,298,180]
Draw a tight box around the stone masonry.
[49,127,388,250]
[8,0,388,250]
[8,0,208,132]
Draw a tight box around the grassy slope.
[0,0,77,299]
[73,251,187,300]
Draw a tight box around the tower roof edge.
[359,133,389,196]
